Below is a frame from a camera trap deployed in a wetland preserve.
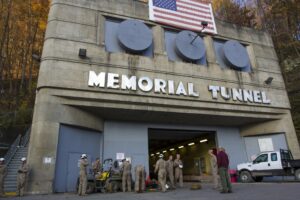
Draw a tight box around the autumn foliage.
[0,0,50,136]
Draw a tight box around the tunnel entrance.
[148,128,217,182]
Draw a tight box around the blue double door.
[54,125,102,193]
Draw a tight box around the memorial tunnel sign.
[88,71,271,104]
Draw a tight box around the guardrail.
[20,127,31,147]
[4,134,21,164]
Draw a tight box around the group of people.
[0,148,232,197]
[77,154,147,196]
[154,153,183,192]
[0,157,29,197]
[78,148,232,196]
[208,147,233,194]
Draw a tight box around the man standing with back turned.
[122,158,132,192]
[217,147,232,193]
[166,155,175,189]
[78,154,89,196]
[155,154,167,192]
[174,154,183,188]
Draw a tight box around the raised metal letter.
[88,71,106,88]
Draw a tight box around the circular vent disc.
[117,19,153,53]
[175,30,206,61]
[223,40,249,69]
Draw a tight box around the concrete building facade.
[27,0,300,194]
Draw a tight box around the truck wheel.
[239,171,254,183]
[295,169,300,181]
[254,176,263,182]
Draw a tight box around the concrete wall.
[26,0,300,194]
[244,133,288,161]
[216,128,248,168]
[103,121,149,179]
[103,121,245,175]
[241,113,300,159]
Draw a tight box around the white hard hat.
[21,157,26,161]
[0,158,4,161]
[81,154,87,158]
[159,154,164,158]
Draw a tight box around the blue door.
[54,125,102,193]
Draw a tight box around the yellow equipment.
[94,158,122,193]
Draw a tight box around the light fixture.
[200,139,208,143]
[191,21,208,44]
[162,150,167,153]
[264,77,273,85]
[79,48,87,58]
[178,146,184,149]
[188,142,195,146]
[169,148,175,151]
[156,152,160,155]
[201,21,209,28]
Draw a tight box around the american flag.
[149,0,217,34]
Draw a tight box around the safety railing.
[20,127,31,147]
[4,134,21,165]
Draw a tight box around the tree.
[0,0,50,137]
[212,0,257,27]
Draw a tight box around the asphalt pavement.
[2,182,300,200]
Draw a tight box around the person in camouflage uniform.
[155,154,167,192]
[78,154,89,196]
[17,157,29,196]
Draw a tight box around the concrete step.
[10,159,26,163]
[5,175,17,178]
[11,155,27,158]
[3,134,30,193]
[5,185,18,190]
[15,152,28,154]
[4,183,17,188]
[7,165,20,168]
[8,162,23,165]
[5,177,17,181]
[4,188,17,192]
[7,165,19,168]
[6,171,18,173]
[4,185,16,188]
[12,153,27,157]
[4,187,17,191]
[13,154,27,157]
[6,169,19,172]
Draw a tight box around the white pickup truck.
[237,149,300,183]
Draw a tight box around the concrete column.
[153,26,165,55]
[204,36,216,64]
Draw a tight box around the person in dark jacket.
[217,147,232,193]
